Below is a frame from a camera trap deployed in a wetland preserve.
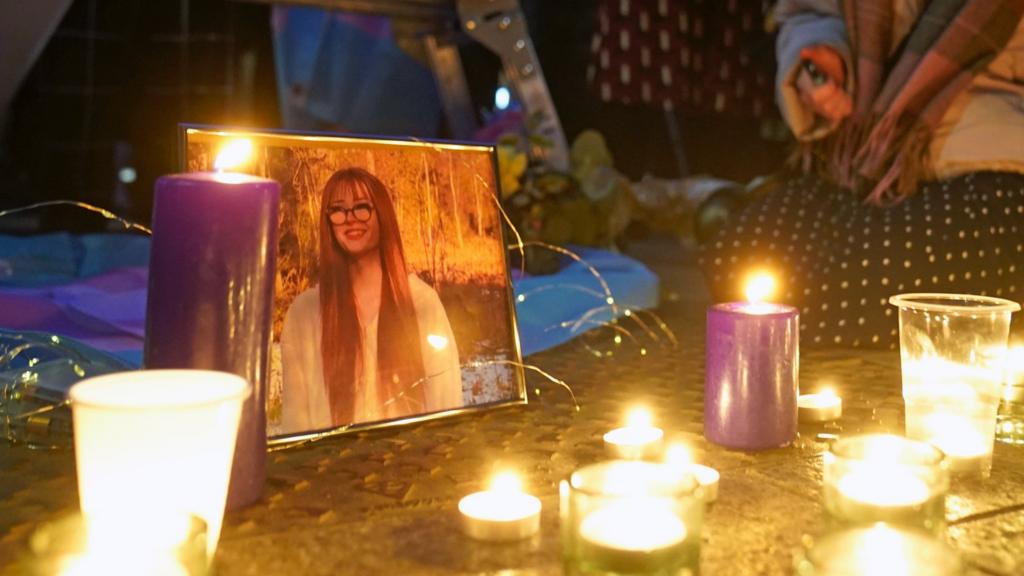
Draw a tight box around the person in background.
[280,168,462,433]
[701,0,1024,348]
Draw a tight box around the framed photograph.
[181,126,525,441]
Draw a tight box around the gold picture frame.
[181,125,526,443]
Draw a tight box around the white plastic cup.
[69,370,250,560]
[889,293,1020,475]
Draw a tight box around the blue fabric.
[0,233,79,286]
[271,7,442,137]
[78,234,151,278]
[0,235,659,361]
[513,246,660,357]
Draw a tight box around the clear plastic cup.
[889,294,1020,475]
[69,370,250,560]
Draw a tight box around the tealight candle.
[823,435,948,534]
[795,523,963,576]
[664,444,720,503]
[458,472,541,542]
[604,408,665,460]
[798,390,843,423]
[562,461,703,575]
[705,272,798,450]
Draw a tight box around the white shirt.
[279,274,463,433]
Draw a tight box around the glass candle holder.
[996,345,1024,445]
[794,523,963,576]
[889,293,1020,476]
[29,513,208,576]
[823,435,948,534]
[561,460,704,575]
[69,370,250,560]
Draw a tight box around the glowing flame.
[214,139,253,172]
[744,272,775,304]
[664,444,693,466]
[490,471,522,493]
[426,334,449,350]
[626,407,652,428]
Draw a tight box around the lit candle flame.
[213,139,253,172]
[744,272,775,304]
[664,443,693,466]
[626,407,652,428]
[490,472,522,494]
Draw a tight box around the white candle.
[837,466,930,508]
[69,371,249,560]
[579,498,686,552]
[798,390,843,423]
[458,473,541,542]
[604,408,665,460]
[664,444,720,503]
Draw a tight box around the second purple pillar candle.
[704,302,799,450]
[145,172,279,509]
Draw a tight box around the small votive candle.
[458,472,541,542]
[794,523,963,576]
[604,408,665,460]
[823,435,948,534]
[664,444,720,503]
[798,390,842,423]
[562,461,703,575]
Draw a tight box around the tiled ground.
[2,239,1022,575]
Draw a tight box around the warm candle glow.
[69,371,249,560]
[458,470,541,541]
[664,444,720,503]
[921,413,990,459]
[604,408,664,459]
[579,498,687,552]
[213,139,253,172]
[489,471,523,494]
[837,466,930,507]
[798,389,843,422]
[744,272,775,304]
[627,407,652,427]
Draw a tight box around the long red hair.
[318,168,426,424]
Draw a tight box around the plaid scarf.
[810,0,1024,205]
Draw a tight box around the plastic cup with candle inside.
[562,460,703,575]
[996,344,1024,445]
[823,435,948,534]
[798,388,843,423]
[890,293,1019,476]
[69,370,250,561]
[664,444,720,504]
[29,512,207,576]
[604,407,664,460]
[794,523,962,576]
[705,271,799,450]
[458,471,541,542]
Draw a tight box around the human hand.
[796,46,851,123]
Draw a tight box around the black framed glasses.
[327,202,374,224]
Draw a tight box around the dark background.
[0,0,787,233]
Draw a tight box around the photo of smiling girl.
[279,167,462,432]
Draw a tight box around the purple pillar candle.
[145,172,279,509]
[704,302,799,450]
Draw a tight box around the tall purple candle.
[145,172,279,509]
[704,301,799,450]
